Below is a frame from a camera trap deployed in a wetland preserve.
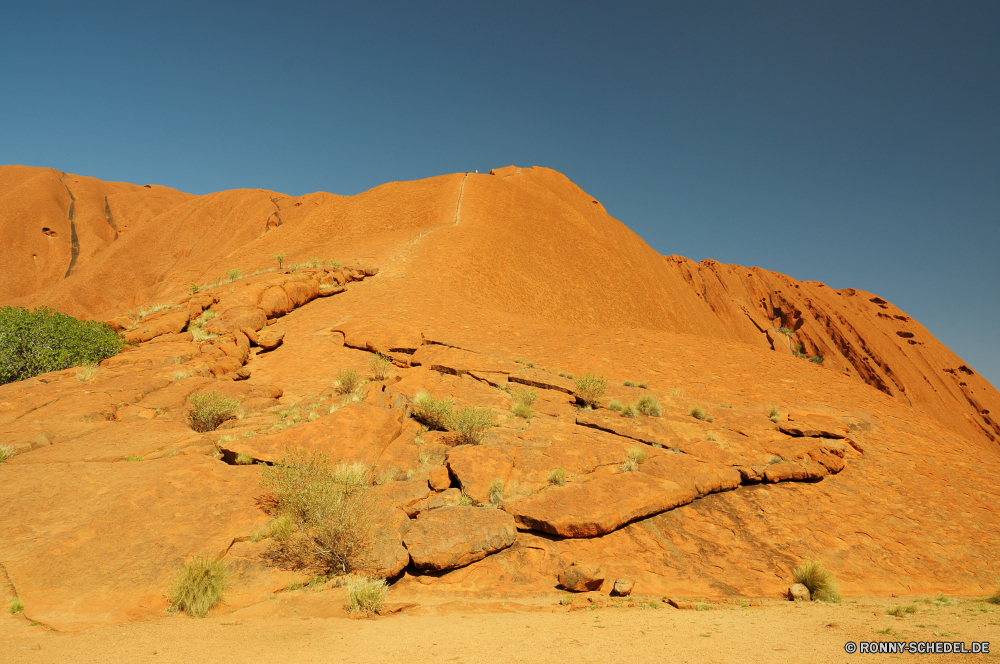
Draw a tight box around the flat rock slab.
[402,506,517,571]
[221,402,402,464]
[411,344,514,375]
[334,317,423,355]
[504,472,698,538]
[0,456,265,630]
[640,453,742,497]
[780,412,848,439]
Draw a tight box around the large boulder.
[402,506,517,571]
[503,472,698,538]
[558,563,605,592]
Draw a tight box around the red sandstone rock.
[558,563,605,592]
[402,506,517,571]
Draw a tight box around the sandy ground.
[2,594,997,664]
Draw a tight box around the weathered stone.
[203,306,267,335]
[558,563,605,592]
[221,402,403,464]
[780,412,848,439]
[428,465,451,491]
[402,506,516,571]
[641,453,742,497]
[408,487,463,515]
[788,583,811,601]
[612,577,635,596]
[357,507,411,579]
[334,318,423,355]
[256,329,284,350]
[763,460,828,483]
[504,472,698,538]
[667,598,693,610]
[259,286,293,318]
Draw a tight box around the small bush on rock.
[234,453,254,465]
[347,576,389,614]
[368,354,392,381]
[0,306,124,385]
[575,374,608,407]
[412,392,453,430]
[510,386,538,405]
[549,468,566,486]
[636,394,661,417]
[0,445,14,463]
[335,368,362,395]
[628,446,648,465]
[168,557,229,618]
[620,402,638,418]
[9,598,24,614]
[689,406,707,420]
[454,407,494,444]
[261,451,377,574]
[792,560,840,602]
[188,391,240,432]
[607,400,623,412]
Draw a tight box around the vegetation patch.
[453,407,494,444]
[261,452,377,575]
[0,306,124,385]
[768,405,781,423]
[636,394,661,416]
[168,557,229,618]
[335,368,362,395]
[548,468,566,486]
[887,603,917,617]
[792,560,841,602]
[234,453,254,465]
[575,374,608,407]
[512,402,533,419]
[488,478,505,506]
[368,354,392,381]
[412,392,454,430]
[346,576,389,615]
[188,391,240,432]
[607,400,624,412]
[628,446,648,465]
[0,445,14,463]
[8,598,24,614]
[620,402,638,418]
[689,406,707,420]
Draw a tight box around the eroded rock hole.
[42,227,57,237]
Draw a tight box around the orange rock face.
[0,164,998,628]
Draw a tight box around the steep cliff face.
[1,164,995,450]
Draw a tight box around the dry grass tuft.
[234,453,254,465]
[620,402,638,418]
[0,445,15,463]
[792,560,841,602]
[168,557,229,618]
[575,374,608,407]
[887,603,917,617]
[335,368,362,395]
[488,478,505,506]
[9,598,24,614]
[76,362,99,382]
[512,402,533,419]
[689,406,707,420]
[628,446,648,465]
[636,394,662,417]
[346,576,389,614]
[548,468,566,486]
[368,354,392,381]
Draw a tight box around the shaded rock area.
[403,507,517,571]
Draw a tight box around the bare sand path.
[2,596,996,664]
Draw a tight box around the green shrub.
[607,400,624,412]
[347,576,389,614]
[124,455,143,462]
[620,402,638,418]
[623,380,635,387]
[272,253,286,269]
[768,405,781,423]
[689,406,707,420]
[269,515,294,540]
[637,381,648,389]
[628,446,648,465]
[778,327,793,336]
[368,354,392,381]
[188,391,240,432]
[459,493,473,506]
[488,478,504,506]
[887,603,917,617]
[168,557,229,618]
[234,453,254,465]
[0,306,124,385]
[575,374,608,407]
[261,451,377,574]
[226,268,241,282]
[512,402,533,419]
[0,445,15,463]
[809,356,824,365]
[335,368,362,395]
[548,468,566,486]
[792,560,840,602]
[9,598,24,614]
[412,392,454,430]
[636,394,661,417]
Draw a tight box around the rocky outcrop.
[402,506,517,571]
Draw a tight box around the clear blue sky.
[2,1,997,386]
